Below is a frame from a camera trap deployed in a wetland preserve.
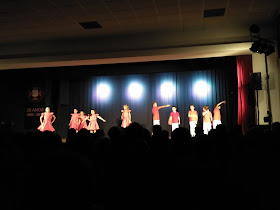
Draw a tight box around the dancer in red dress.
[121,104,131,128]
[87,109,106,133]
[78,111,88,131]
[69,109,80,132]
[37,107,56,132]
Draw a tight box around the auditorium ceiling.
[0,0,279,70]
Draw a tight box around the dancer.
[152,102,170,125]
[202,105,212,135]
[87,109,106,133]
[69,108,80,132]
[188,104,198,137]
[169,106,180,132]
[213,101,226,129]
[78,111,88,131]
[121,104,131,128]
[37,107,56,132]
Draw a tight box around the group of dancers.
[37,107,106,133]
[37,101,226,137]
[37,104,130,133]
[152,100,226,137]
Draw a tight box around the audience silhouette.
[1,122,280,209]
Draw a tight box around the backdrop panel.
[65,58,237,135]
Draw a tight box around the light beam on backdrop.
[160,81,176,99]
[127,82,144,100]
[95,82,112,101]
[193,80,211,99]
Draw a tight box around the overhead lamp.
[249,39,261,53]
[264,45,275,56]
[257,41,268,54]
[249,37,275,56]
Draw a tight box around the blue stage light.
[160,81,176,99]
[96,83,111,101]
[193,80,211,98]
[128,82,144,100]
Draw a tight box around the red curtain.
[236,55,253,134]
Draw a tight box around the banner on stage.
[24,84,45,129]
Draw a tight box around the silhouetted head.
[195,125,204,136]
[216,124,227,134]
[68,128,77,139]
[126,122,143,138]
[152,125,162,136]
[171,127,191,142]
[108,126,122,140]
[94,129,105,139]
[161,130,169,139]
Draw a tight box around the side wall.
[252,50,280,124]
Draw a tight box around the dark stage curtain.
[62,58,237,136]
[0,56,238,136]
[236,55,254,134]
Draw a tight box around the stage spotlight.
[257,41,268,54]
[160,81,176,99]
[265,44,275,56]
[193,80,211,98]
[128,82,143,100]
[96,83,111,101]
[250,40,261,53]
[249,36,275,56]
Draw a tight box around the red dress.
[87,114,100,131]
[78,115,88,130]
[37,112,55,132]
[69,113,80,130]
[121,110,131,128]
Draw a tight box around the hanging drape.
[236,55,253,134]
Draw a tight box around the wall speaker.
[250,72,262,90]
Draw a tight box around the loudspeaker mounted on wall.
[250,72,262,90]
